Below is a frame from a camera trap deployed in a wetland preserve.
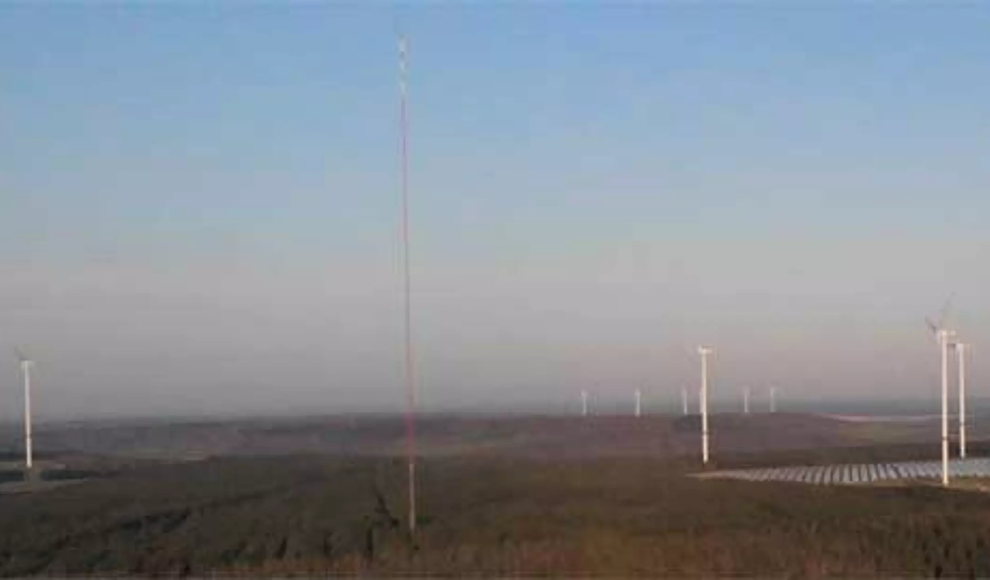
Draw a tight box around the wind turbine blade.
[925,317,938,335]
[938,294,955,328]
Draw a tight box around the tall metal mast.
[398,35,417,534]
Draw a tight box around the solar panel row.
[708,457,990,485]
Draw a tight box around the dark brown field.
[1,412,988,577]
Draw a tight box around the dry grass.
[3,455,990,577]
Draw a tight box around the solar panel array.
[708,457,990,485]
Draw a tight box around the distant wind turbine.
[581,390,589,417]
[743,386,750,415]
[681,386,688,416]
[698,346,714,465]
[635,389,642,418]
[16,349,34,471]
[955,342,970,458]
[927,300,955,487]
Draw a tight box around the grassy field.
[3,455,990,577]
[2,413,989,577]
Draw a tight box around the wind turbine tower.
[927,311,955,487]
[581,390,589,417]
[681,386,688,416]
[635,389,642,418]
[956,342,969,459]
[698,346,714,465]
[743,386,750,415]
[16,350,34,471]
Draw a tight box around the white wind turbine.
[681,386,688,416]
[581,389,589,417]
[16,349,35,471]
[931,300,970,461]
[634,389,642,418]
[956,342,970,459]
[698,346,714,464]
[743,386,750,415]
[927,304,955,486]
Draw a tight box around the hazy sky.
[1,4,988,420]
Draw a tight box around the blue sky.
[0,4,988,419]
